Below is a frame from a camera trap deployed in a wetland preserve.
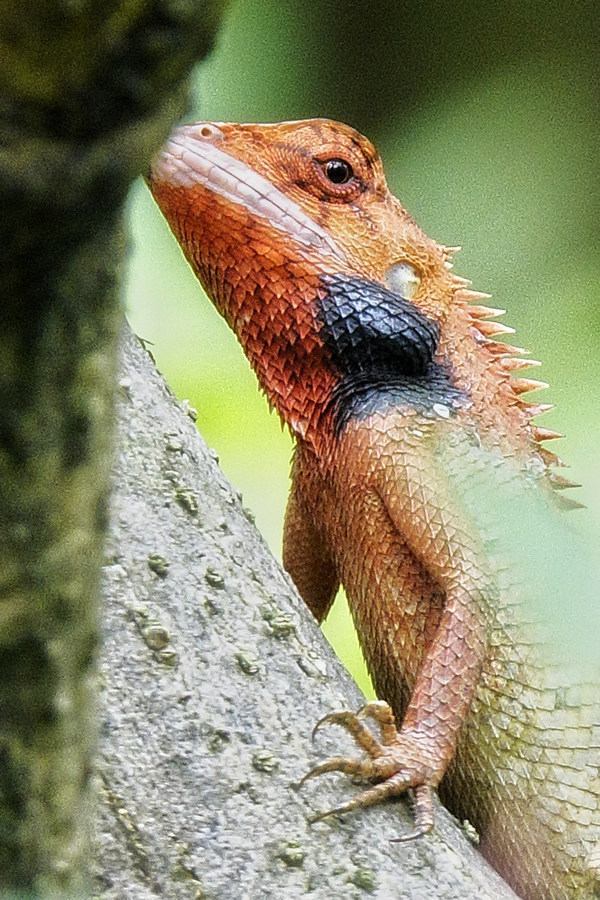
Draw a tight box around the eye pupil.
[324,159,353,185]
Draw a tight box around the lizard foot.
[301,700,435,841]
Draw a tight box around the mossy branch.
[0,1,223,892]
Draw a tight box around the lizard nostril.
[189,122,224,142]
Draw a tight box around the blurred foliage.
[125,0,600,694]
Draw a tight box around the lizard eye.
[322,159,354,185]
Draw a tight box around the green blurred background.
[125,0,600,693]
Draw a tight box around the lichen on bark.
[0,0,223,892]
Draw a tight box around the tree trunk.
[94,325,519,900]
[0,1,222,892]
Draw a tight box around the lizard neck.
[152,179,342,451]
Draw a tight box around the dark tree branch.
[0,1,223,892]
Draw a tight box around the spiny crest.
[449,272,582,508]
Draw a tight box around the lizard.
[147,118,600,900]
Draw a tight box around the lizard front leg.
[283,446,340,623]
[302,411,491,838]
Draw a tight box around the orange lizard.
[148,119,600,900]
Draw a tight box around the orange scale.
[264,247,286,267]
[252,270,269,289]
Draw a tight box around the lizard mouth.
[149,122,348,265]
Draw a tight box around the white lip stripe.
[153,131,348,264]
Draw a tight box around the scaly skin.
[148,119,600,900]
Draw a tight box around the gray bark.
[95,325,519,900]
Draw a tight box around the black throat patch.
[316,273,466,434]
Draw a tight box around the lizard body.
[148,119,600,899]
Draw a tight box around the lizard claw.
[306,770,422,827]
[300,756,370,786]
[303,703,439,840]
[311,710,353,741]
[311,703,395,755]
[390,784,434,842]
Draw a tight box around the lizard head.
[148,119,560,468]
[148,118,457,322]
